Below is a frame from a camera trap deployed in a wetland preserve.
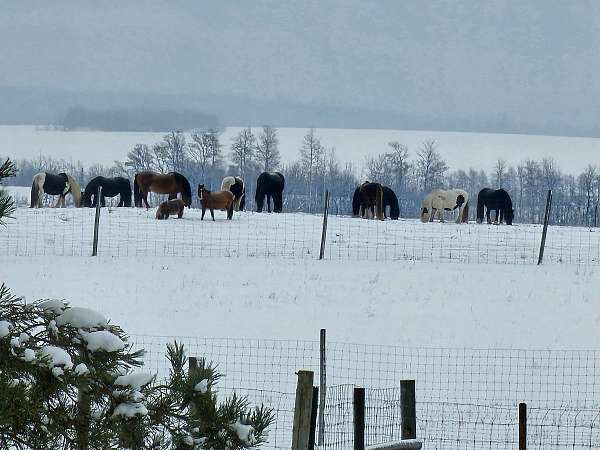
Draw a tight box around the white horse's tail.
[66,174,82,207]
[30,173,44,208]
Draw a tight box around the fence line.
[5,206,600,264]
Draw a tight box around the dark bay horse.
[82,176,132,207]
[30,172,82,208]
[358,182,384,220]
[477,188,514,225]
[352,184,399,219]
[198,184,234,220]
[134,171,192,208]
[255,172,285,213]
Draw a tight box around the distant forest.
[5,127,600,227]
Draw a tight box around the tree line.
[4,127,600,226]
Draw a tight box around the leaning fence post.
[91,185,102,256]
[519,402,527,450]
[319,190,330,260]
[353,387,365,450]
[292,370,314,450]
[537,189,552,265]
[401,380,416,440]
[308,386,319,450]
[318,329,327,446]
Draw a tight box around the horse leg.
[210,209,215,221]
[486,208,492,224]
[493,209,499,224]
[499,209,504,224]
[455,206,462,224]
[143,193,150,209]
[429,208,436,222]
[101,196,106,207]
[267,194,272,213]
[201,207,206,220]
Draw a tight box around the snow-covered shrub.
[0,284,274,449]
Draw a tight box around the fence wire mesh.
[128,335,600,449]
[5,206,600,264]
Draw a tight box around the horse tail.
[352,187,360,216]
[66,175,82,207]
[133,173,142,207]
[462,201,469,223]
[173,172,192,207]
[30,177,39,208]
[376,185,384,220]
[255,173,265,212]
[476,191,485,223]
[389,190,400,220]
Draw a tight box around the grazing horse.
[420,189,469,223]
[30,172,81,208]
[221,176,246,211]
[156,198,185,220]
[477,188,514,225]
[255,172,285,213]
[352,183,399,219]
[356,182,385,220]
[133,171,192,208]
[197,184,234,220]
[82,176,132,207]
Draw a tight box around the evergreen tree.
[0,159,16,225]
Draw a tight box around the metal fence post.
[519,402,527,450]
[401,380,416,440]
[92,185,102,256]
[353,387,365,450]
[308,386,319,450]
[292,370,314,450]
[318,329,326,446]
[537,189,552,265]
[319,190,330,260]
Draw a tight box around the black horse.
[82,176,132,207]
[476,188,514,225]
[352,184,399,219]
[255,172,285,213]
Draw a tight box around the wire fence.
[4,205,600,264]
[129,335,600,449]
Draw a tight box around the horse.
[355,182,384,220]
[420,189,469,223]
[156,198,185,220]
[133,171,192,208]
[477,188,514,225]
[197,184,234,221]
[81,176,132,207]
[30,172,81,208]
[221,176,246,211]
[352,183,399,220]
[255,172,285,213]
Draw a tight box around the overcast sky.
[2,1,600,130]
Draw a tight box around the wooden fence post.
[91,185,102,256]
[537,189,552,265]
[292,370,314,450]
[400,380,416,440]
[308,386,319,450]
[318,328,326,446]
[519,402,527,450]
[319,190,330,260]
[353,387,365,450]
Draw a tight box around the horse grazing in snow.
[255,172,285,213]
[82,176,132,207]
[476,188,514,225]
[156,198,185,220]
[30,172,82,208]
[133,171,192,208]
[420,189,469,223]
[353,183,399,220]
[197,184,234,221]
[221,176,245,211]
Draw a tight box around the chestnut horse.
[197,184,234,221]
[133,171,192,208]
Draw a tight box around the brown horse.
[359,182,384,220]
[197,184,234,221]
[156,198,185,220]
[134,171,192,208]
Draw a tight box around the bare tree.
[162,131,187,172]
[579,164,597,226]
[493,158,507,187]
[230,127,255,180]
[299,128,324,211]
[387,141,411,192]
[415,140,448,191]
[125,144,155,173]
[255,126,280,172]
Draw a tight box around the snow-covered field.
[2,124,600,175]
[2,206,600,449]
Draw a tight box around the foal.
[197,184,234,221]
[156,198,185,219]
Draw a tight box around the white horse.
[30,172,82,208]
[420,188,469,223]
[220,176,245,211]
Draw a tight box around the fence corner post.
[91,185,102,256]
[519,402,527,450]
[537,189,552,265]
[401,379,416,440]
[292,370,314,450]
[353,387,365,450]
[319,190,330,260]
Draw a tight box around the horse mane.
[383,186,399,219]
[171,172,192,205]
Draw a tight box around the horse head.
[197,184,206,201]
